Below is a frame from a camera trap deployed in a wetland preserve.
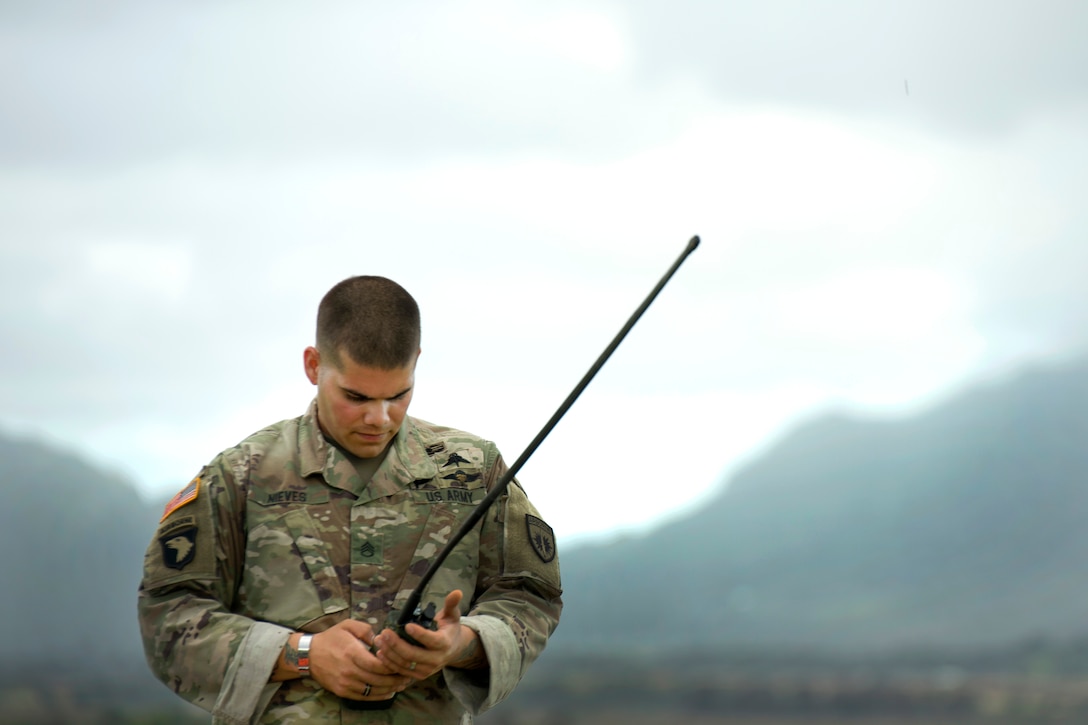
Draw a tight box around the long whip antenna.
[398,235,700,624]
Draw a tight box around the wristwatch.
[297,633,313,675]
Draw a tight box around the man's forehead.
[330,357,415,396]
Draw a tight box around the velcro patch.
[441,470,482,485]
[161,476,200,521]
[160,526,198,569]
[355,537,383,565]
[442,452,470,468]
[526,515,556,564]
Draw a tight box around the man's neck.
[324,434,392,486]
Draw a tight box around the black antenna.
[397,235,700,624]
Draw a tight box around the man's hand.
[274,619,412,701]
[373,590,487,680]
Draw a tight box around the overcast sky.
[3,0,1087,543]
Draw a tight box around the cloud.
[5,1,1086,171]
[2,1,1088,539]
[0,1,665,167]
[622,0,1088,136]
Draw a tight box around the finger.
[376,637,423,669]
[363,681,407,699]
[336,619,377,646]
[375,636,437,678]
[376,628,424,659]
[348,645,399,676]
[440,590,464,621]
[349,630,410,672]
[366,670,414,689]
[386,656,431,680]
[334,665,412,699]
[342,683,399,701]
[350,649,414,683]
[404,621,446,649]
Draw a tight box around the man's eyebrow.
[340,385,413,401]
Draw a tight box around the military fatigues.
[138,401,562,724]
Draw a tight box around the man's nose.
[361,400,390,426]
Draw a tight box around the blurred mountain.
[0,433,160,665]
[553,356,1088,655]
[6,354,1088,679]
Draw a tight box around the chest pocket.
[405,476,488,606]
[240,505,349,629]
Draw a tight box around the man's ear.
[303,346,321,385]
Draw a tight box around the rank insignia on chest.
[526,515,556,563]
[356,537,383,564]
[160,526,198,569]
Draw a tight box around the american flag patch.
[161,476,201,521]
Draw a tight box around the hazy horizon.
[4,0,1087,542]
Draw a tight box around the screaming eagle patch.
[525,515,556,563]
[160,526,198,570]
[161,475,200,521]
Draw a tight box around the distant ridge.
[5,356,1088,674]
[553,356,1088,654]
[0,433,160,663]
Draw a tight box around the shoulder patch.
[159,526,198,569]
[500,481,562,592]
[161,475,200,521]
[526,515,556,563]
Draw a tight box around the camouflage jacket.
[138,401,562,725]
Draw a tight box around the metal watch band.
[297,633,313,674]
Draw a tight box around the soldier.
[138,276,562,724]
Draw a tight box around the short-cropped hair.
[316,276,421,369]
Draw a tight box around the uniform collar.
[298,399,439,501]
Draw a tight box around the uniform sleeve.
[137,455,291,725]
[444,453,563,714]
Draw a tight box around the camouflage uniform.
[138,400,562,724]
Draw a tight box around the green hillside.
[554,356,1088,654]
[5,355,1088,713]
[0,434,162,662]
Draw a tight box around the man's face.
[303,346,417,459]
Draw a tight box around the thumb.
[441,590,464,621]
